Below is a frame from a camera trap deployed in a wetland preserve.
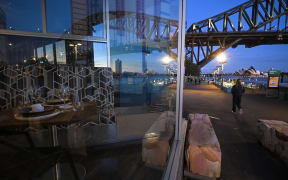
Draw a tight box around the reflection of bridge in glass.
[186,0,288,68]
[108,11,179,58]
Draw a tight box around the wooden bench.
[186,114,221,178]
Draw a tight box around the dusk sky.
[186,0,288,73]
[1,0,286,73]
[112,0,288,74]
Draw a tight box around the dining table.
[0,101,100,180]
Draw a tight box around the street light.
[216,52,228,86]
[216,52,227,72]
[69,43,82,64]
[161,56,172,74]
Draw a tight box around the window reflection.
[0,0,105,38]
[55,40,67,64]
[109,0,179,112]
[93,42,107,67]
[0,0,181,179]
[0,0,42,32]
[46,0,71,34]
[46,0,105,37]
[0,35,107,67]
[45,44,54,64]
[37,47,44,59]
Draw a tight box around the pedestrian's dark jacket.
[231,84,245,96]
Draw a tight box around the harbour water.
[205,76,288,87]
[114,75,176,106]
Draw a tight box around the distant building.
[115,59,122,74]
[142,53,147,73]
[0,8,6,29]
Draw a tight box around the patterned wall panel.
[0,64,115,124]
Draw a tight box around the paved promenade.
[183,84,288,180]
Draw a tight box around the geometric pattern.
[0,64,115,125]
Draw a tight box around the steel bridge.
[108,11,178,57]
[186,0,288,69]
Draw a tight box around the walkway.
[183,84,288,180]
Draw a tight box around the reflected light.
[69,43,82,47]
[8,43,13,46]
[162,56,172,65]
[144,132,159,138]
[216,52,227,64]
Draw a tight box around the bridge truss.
[186,0,288,69]
[109,11,179,56]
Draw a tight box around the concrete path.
[183,84,288,180]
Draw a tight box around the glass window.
[46,0,71,34]
[108,0,179,178]
[45,44,54,64]
[0,35,107,67]
[0,0,182,179]
[0,0,42,32]
[88,0,105,37]
[46,0,105,38]
[93,23,104,38]
[93,42,108,67]
[66,40,93,65]
[37,47,44,59]
[55,40,67,64]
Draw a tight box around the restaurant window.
[46,0,72,34]
[45,44,54,64]
[93,42,108,67]
[0,0,183,179]
[37,47,44,59]
[108,0,180,178]
[0,0,42,32]
[55,40,67,64]
[46,0,105,38]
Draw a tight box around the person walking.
[231,79,245,114]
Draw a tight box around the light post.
[216,52,227,86]
[162,56,172,74]
[69,43,82,64]
[69,43,82,103]
[216,52,227,72]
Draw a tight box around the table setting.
[13,86,79,122]
[14,103,61,121]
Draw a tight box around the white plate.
[58,103,73,110]
[14,110,61,121]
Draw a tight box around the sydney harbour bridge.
[110,0,288,70]
[1,0,286,71]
